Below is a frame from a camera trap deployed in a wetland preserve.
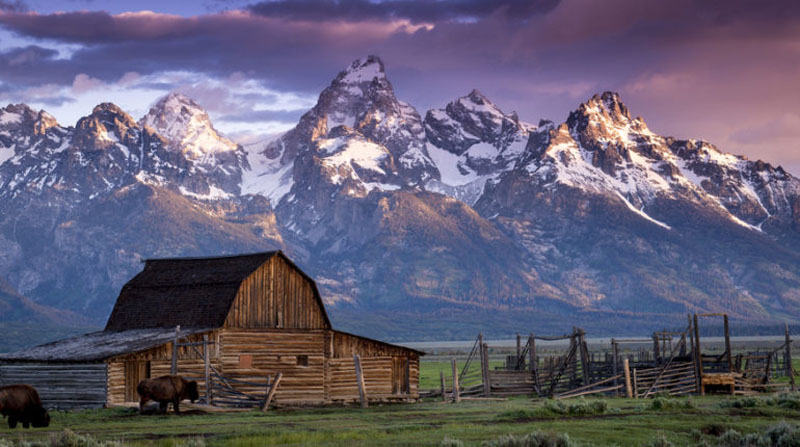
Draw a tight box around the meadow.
[0,361,798,446]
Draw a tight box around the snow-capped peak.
[336,55,386,85]
[576,91,633,125]
[139,92,238,159]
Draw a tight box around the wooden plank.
[354,354,368,408]
[440,371,447,402]
[261,372,283,411]
[171,325,181,375]
[623,358,633,398]
[452,358,460,403]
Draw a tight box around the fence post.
[578,329,590,385]
[724,314,733,372]
[354,354,368,408]
[623,358,633,398]
[440,371,447,402]
[786,324,795,391]
[693,314,704,395]
[612,338,619,394]
[530,333,540,395]
[516,333,522,368]
[481,343,490,397]
[452,358,461,403]
[632,367,638,399]
[652,333,660,367]
[171,325,181,376]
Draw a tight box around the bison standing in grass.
[0,384,50,429]
[137,375,199,414]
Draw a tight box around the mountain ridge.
[1,55,799,346]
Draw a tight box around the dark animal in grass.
[137,375,199,414]
[0,384,50,429]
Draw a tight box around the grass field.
[0,361,798,446]
[2,394,800,446]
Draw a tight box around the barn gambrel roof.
[104,251,331,331]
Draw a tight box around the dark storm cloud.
[0,1,26,12]
[248,0,559,23]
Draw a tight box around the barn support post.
[171,325,181,376]
[786,324,795,391]
[440,371,447,402]
[451,358,461,403]
[203,334,211,404]
[261,372,282,411]
[516,333,522,367]
[481,343,490,397]
[622,358,633,398]
[354,354,368,408]
[724,314,733,372]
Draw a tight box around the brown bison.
[0,384,50,429]
[137,375,199,414]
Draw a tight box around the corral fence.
[423,314,796,401]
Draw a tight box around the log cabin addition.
[0,251,421,409]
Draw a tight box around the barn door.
[392,357,409,395]
[124,361,151,402]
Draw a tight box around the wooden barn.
[0,251,421,409]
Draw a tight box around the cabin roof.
[104,251,331,331]
[0,327,212,362]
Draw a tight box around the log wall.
[106,331,218,405]
[331,331,417,358]
[218,329,326,405]
[225,256,328,330]
[0,363,107,409]
[328,356,419,402]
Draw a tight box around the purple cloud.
[247,0,559,23]
[0,0,798,173]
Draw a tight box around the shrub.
[777,430,800,447]
[645,433,673,447]
[480,431,575,447]
[441,437,465,447]
[766,422,796,445]
[543,399,607,416]
[648,396,695,411]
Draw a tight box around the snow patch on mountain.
[140,93,238,159]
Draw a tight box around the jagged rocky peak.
[262,55,437,197]
[425,88,535,156]
[72,103,139,149]
[0,104,60,135]
[139,92,238,158]
[334,55,387,86]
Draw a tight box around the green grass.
[419,360,504,390]
[2,394,800,446]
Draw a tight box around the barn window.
[239,354,253,369]
[296,355,309,367]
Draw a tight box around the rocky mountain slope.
[1,56,800,344]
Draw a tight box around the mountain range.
[1,55,799,347]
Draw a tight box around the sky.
[0,0,799,172]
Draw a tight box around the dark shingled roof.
[105,252,279,331]
[0,327,213,362]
